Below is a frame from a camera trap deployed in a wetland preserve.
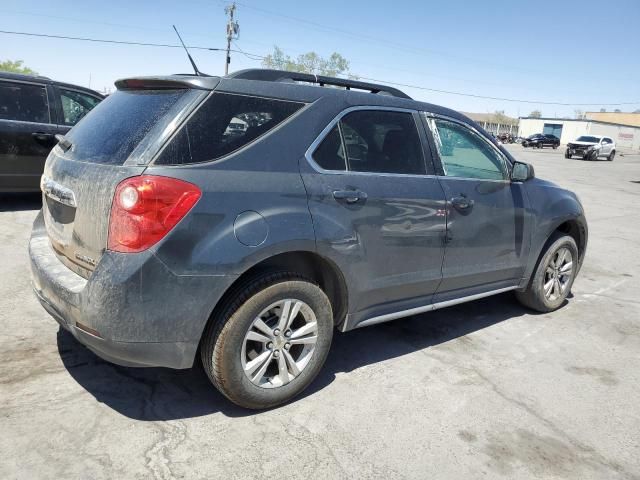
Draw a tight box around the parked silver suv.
[565,135,616,161]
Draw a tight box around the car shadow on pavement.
[0,193,42,212]
[57,292,538,420]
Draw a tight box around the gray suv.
[30,69,587,409]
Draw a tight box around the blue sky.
[2,0,639,117]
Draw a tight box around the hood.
[569,141,598,146]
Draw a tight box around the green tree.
[493,110,513,124]
[529,110,542,118]
[262,46,351,77]
[0,60,38,75]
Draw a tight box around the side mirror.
[511,161,535,182]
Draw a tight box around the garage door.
[543,123,563,139]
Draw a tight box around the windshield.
[63,89,187,165]
[527,134,541,139]
[576,136,600,143]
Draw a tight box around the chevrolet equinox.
[30,69,588,408]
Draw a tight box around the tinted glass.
[313,125,346,170]
[338,110,426,175]
[60,88,101,125]
[430,119,506,180]
[576,136,599,143]
[65,89,186,165]
[0,81,49,123]
[156,93,304,165]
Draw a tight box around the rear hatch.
[41,82,209,278]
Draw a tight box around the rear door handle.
[451,195,474,211]
[32,132,56,142]
[333,189,367,204]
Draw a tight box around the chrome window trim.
[423,112,513,181]
[0,78,52,124]
[304,105,435,179]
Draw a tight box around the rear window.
[64,89,187,165]
[155,93,304,165]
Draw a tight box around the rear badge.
[75,253,97,267]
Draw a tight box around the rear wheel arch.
[199,251,349,346]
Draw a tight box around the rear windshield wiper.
[55,134,73,152]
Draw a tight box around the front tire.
[516,233,578,312]
[201,272,333,409]
[608,150,615,161]
[565,151,571,159]
[591,150,599,161]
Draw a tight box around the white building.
[518,117,640,152]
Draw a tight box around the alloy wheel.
[241,299,318,388]
[543,247,573,302]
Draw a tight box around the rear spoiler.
[115,75,220,91]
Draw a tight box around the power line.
[0,29,226,51]
[355,76,640,106]
[224,1,551,77]
[2,29,637,106]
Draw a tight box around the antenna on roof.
[172,25,201,76]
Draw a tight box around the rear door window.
[0,81,50,123]
[64,89,188,165]
[311,109,427,175]
[59,88,101,126]
[340,110,426,175]
[155,93,304,165]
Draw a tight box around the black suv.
[30,69,587,408]
[0,72,103,192]
[522,134,560,149]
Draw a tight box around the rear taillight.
[108,175,201,253]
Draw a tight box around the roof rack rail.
[227,69,411,100]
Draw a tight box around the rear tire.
[200,271,333,409]
[516,233,579,313]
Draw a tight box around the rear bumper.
[29,211,235,369]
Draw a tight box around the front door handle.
[333,189,367,204]
[451,195,474,211]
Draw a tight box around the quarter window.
[155,93,304,165]
[0,81,50,123]
[312,110,427,175]
[429,118,507,180]
[313,125,346,171]
[59,89,101,125]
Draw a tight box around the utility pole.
[224,2,239,75]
